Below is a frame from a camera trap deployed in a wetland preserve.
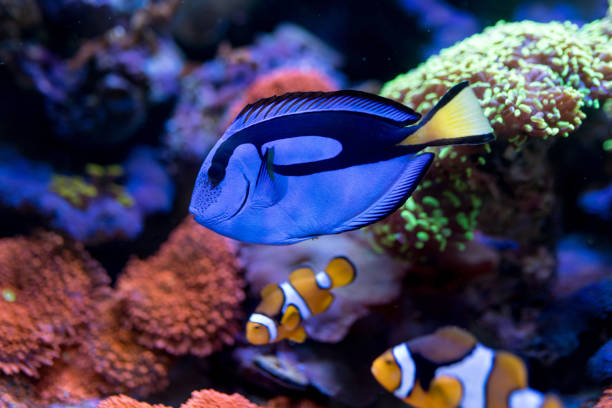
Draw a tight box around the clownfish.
[190,81,494,244]
[371,326,563,408]
[246,256,356,345]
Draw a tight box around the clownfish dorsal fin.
[281,304,302,331]
[227,91,421,135]
[287,326,307,343]
[409,326,477,365]
[260,283,278,298]
[434,326,478,348]
[288,266,316,285]
[325,256,357,288]
[252,147,286,209]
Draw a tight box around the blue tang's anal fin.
[332,153,434,234]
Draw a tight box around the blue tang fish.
[190,81,494,244]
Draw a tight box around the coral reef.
[117,216,245,356]
[0,146,174,243]
[370,8,612,277]
[0,231,109,377]
[97,389,263,408]
[163,23,344,162]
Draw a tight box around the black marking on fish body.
[208,109,419,185]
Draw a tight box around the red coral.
[180,389,262,408]
[98,394,171,408]
[225,68,338,124]
[0,231,110,377]
[117,217,245,356]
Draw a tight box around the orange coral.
[226,68,338,124]
[117,216,245,356]
[180,389,262,408]
[33,348,105,406]
[0,303,58,377]
[0,231,110,377]
[83,298,172,397]
[98,394,171,408]
[596,388,612,408]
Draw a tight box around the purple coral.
[19,38,182,148]
[0,145,174,244]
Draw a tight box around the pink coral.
[0,231,110,377]
[117,216,245,356]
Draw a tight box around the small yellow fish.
[371,326,563,408]
[246,256,356,345]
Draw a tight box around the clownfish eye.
[385,358,393,365]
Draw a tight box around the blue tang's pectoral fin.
[251,147,287,209]
[332,152,434,234]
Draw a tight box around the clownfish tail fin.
[399,81,495,148]
[325,256,357,288]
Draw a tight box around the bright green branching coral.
[371,8,612,261]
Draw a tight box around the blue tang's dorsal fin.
[227,90,421,134]
[332,153,434,233]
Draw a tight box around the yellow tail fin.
[325,256,356,288]
[400,81,494,147]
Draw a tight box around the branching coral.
[117,216,245,357]
[370,8,612,266]
[0,231,109,377]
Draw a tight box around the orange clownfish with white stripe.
[371,326,564,408]
[246,256,356,345]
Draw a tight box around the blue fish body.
[190,82,494,244]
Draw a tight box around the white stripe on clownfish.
[279,281,311,320]
[509,388,545,408]
[315,270,332,289]
[392,343,416,399]
[248,313,278,342]
[435,344,494,408]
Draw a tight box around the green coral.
[370,8,612,261]
[50,164,134,208]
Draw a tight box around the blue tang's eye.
[208,163,225,187]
